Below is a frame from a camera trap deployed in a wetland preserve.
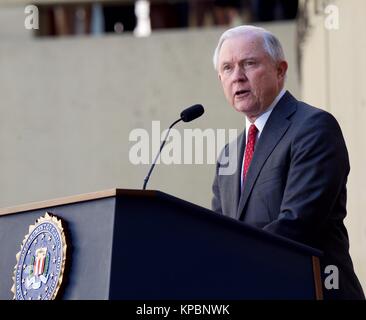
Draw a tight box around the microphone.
[142,104,205,190]
[180,104,205,122]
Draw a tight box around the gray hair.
[213,25,286,71]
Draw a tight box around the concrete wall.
[301,0,366,290]
[2,2,364,294]
[0,9,299,211]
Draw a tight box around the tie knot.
[248,124,258,137]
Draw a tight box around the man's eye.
[223,65,232,72]
[245,61,256,67]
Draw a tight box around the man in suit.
[211,25,364,299]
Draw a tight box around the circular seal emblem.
[11,213,67,300]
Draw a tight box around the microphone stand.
[142,118,182,190]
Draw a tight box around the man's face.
[217,34,287,121]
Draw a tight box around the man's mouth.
[234,90,251,98]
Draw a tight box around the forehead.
[218,34,266,63]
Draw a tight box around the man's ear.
[218,73,222,82]
[277,61,288,80]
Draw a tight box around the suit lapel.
[236,91,297,220]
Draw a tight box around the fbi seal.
[11,213,67,300]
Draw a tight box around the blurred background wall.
[300,0,366,292]
[0,1,299,208]
[0,0,364,290]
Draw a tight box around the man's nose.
[232,65,247,82]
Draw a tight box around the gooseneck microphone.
[142,104,204,190]
[180,104,205,122]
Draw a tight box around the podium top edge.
[0,189,323,257]
[0,188,155,216]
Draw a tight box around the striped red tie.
[243,124,258,181]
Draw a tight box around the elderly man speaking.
[211,25,364,300]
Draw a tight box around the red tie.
[243,124,258,181]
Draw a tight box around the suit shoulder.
[296,100,329,116]
[294,101,340,126]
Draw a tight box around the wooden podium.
[0,189,323,300]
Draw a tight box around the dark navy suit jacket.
[212,91,365,299]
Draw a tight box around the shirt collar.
[245,88,286,142]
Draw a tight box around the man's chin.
[233,103,254,115]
